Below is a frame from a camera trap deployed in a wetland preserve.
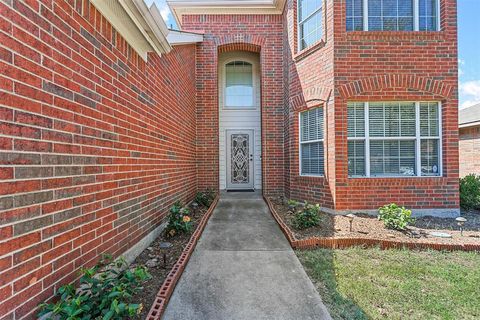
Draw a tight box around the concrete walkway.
[162,192,332,320]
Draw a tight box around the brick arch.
[337,74,454,99]
[216,34,264,53]
[290,86,332,111]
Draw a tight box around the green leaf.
[103,310,114,320]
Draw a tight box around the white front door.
[226,130,254,190]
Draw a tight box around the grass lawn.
[296,247,480,320]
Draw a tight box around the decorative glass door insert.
[226,130,254,190]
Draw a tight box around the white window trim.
[347,101,443,178]
[297,0,324,51]
[222,58,257,110]
[298,108,325,177]
[359,0,440,32]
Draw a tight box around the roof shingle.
[459,103,480,127]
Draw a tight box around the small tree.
[378,203,415,231]
[293,203,321,230]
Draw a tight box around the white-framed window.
[298,0,323,50]
[225,61,254,108]
[346,0,440,31]
[347,101,442,177]
[300,107,324,176]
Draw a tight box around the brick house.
[0,0,459,317]
[459,104,480,177]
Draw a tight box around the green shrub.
[378,203,415,231]
[38,255,150,320]
[166,201,193,237]
[460,174,480,210]
[293,203,321,229]
[287,199,299,208]
[194,189,215,207]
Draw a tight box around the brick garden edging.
[145,195,219,320]
[264,197,480,253]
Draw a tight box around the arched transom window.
[225,61,254,108]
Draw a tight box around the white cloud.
[460,80,480,109]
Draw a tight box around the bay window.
[300,107,324,176]
[347,102,441,177]
[298,0,323,50]
[346,0,440,31]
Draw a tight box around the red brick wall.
[459,126,480,177]
[181,14,285,196]
[333,0,459,210]
[283,0,459,210]
[0,0,197,318]
[0,0,461,316]
[283,0,335,207]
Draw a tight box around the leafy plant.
[166,201,193,237]
[292,203,321,229]
[378,203,415,231]
[460,174,480,211]
[194,189,215,207]
[38,255,150,320]
[287,199,299,207]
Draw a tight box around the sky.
[145,0,480,109]
[458,0,480,109]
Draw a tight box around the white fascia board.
[167,30,204,46]
[167,0,286,28]
[91,0,172,62]
[459,121,480,129]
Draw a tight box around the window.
[419,0,439,31]
[300,107,324,176]
[345,0,440,31]
[346,0,364,31]
[298,0,323,50]
[347,103,366,176]
[368,0,414,31]
[225,61,254,108]
[347,102,441,177]
[419,102,441,175]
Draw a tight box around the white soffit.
[91,0,172,61]
[167,29,204,45]
[167,0,287,27]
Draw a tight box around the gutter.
[459,121,480,129]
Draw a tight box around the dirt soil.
[130,203,209,319]
[270,197,480,245]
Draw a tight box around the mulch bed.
[269,197,480,246]
[130,203,210,319]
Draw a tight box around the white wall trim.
[167,0,286,27]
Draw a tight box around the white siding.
[219,52,262,190]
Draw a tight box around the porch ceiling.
[167,0,286,28]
